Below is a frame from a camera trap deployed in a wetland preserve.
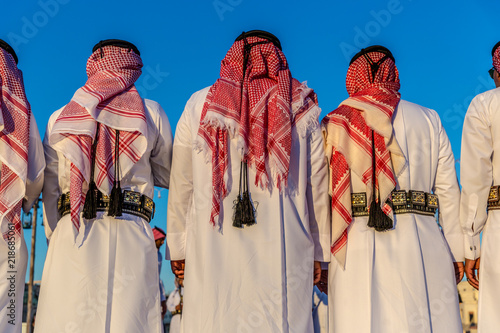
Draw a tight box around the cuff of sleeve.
[166,233,186,261]
[444,233,465,262]
[464,234,481,260]
[314,233,331,262]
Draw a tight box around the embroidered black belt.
[488,186,500,210]
[351,190,438,217]
[58,190,155,222]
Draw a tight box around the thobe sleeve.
[165,102,193,261]
[460,95,492,260]
[150,103,173,189]
[432,115,463,262]
[306,123,331,262]
[23,112,45,213]
[42,125,61,240]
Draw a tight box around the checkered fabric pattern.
[322,51,406,268]
[494,46,500,74]
[197,37,318,227]
[50,46,147,232]
[0,48,31,242]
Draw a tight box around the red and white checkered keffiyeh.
[50,46,147,235]
[322,51,406,268]
[0,48,31,242]
[197,36,319,226]
[493,46,500,74]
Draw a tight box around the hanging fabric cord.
[367,129,393,231]
[82,123,101,219]
[363,53,390,82]
[232,33,267,228]
[108,129,123,217]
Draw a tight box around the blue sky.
[2,0,499,293]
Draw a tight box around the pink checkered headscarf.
[50,45,148,234]
[196,35,319,227]
[493,43,500,74]
[322,49,406,268]
[0,46,30,242]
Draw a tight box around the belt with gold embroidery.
[351,190,438,217]
[58,190,155,222]
[488,186,500,210]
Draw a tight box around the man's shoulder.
[186,86,211,108]
[398,99,438,118]
[46,106,66,131]
[190,86,211,99]
[181,86,211,118]
[472,87,500,105]
[143,98,163,115]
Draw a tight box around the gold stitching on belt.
[488,186,500,210]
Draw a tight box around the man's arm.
[432,113,463,264]
[165,99,194,266]
[42,119,62,240]
[23,112,45,212]
[150,102,173,189]
[306,117,331,265]
[460,95,493,260]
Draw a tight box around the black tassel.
[82,181,98,219]
[233,161,257,228]
[367,199,393,231]
[108,181,123,217]
[232,37,261,229]
[241,192,256,226]
[233,194,244,228]
[367,129,393,232]
[82,124,100,220]
[108,130,123,217]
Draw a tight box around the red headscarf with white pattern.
[50,45,148,236]
[322,48,406,268]
[493,43,500,74]
[0,46,30,242]
[197,35,319,227]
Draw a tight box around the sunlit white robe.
[166,87,331,333]
[460,87,500,333]
[35,99,173,333]
[327,100,463,333]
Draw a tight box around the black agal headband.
[92,39,140,56]
[0,39,19,64]
[492,41,500,56]
[235,30,282,51]
[350,45,395,82]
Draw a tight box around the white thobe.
[328,100,464,333]
[35,99,173,333]
[166,287,182,333]
[0,113,44,333]
[460,87,500,333]
[166,87,331,333]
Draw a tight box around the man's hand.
[313,261,322,284]
[161,300,167,319]
[453,262,464,284]
[171,260,185,280]
[465,257,480,290]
